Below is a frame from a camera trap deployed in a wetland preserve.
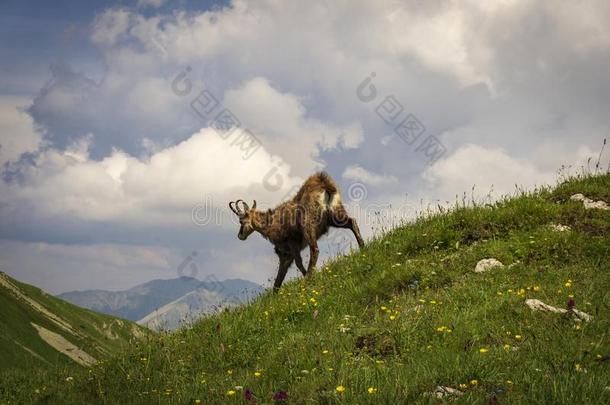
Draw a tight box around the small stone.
[525,299,592,321]
[570,194,610,210]
[549,224,571,232]
[475,258,504,273]
[429,386,464,399]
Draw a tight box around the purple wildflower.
[273,390,288,401]
[567,299,575,310]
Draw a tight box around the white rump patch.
[317,191,341,210]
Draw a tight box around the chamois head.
[229,199,257,240]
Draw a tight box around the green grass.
[0,274,147,373]
[1,173,609,404]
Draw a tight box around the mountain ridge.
[58,276,264,329]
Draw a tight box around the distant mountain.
[138,279,263,331]
[58,277,203,321]
[59,277,264,330]
[0,272,147,371]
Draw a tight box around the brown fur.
[230,172,364,290]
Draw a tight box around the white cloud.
[421,144,593,200]
[0,96,42,166]
[224,77,364,174]
[91,8,132,46]
[0,128,302,226]
[342,165,397,186]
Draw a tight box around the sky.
[0,0,608,294]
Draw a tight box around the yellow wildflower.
[389,315,396,320]
[479,348,489,354]
[367,387,378,394]
[515,335,522,340]
[565,282,572,288]
[470,379,478,386]
[459,383,468,390]
[503,344,511,351]
[575,363,583,372]
[322,350,329,354]
[227,390,236,396]
[336,385,346,393]
[533,286,540,292]
[254,371,261,377]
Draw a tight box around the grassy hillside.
[0,273,147,373]
[1,173,609,404]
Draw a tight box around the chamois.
[229,172,364,290]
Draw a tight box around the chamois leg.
[304,231,319,275]
[330,205,365,248]
[289,244,307,276]
[273,251,293,292]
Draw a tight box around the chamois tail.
[317,171,338,195]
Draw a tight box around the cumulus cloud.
[342,165,397,186]
[0,96,42,167]
[422,143,602,201]
[224,77,363,174]
[2,0,610,291]
[0,128,304,226]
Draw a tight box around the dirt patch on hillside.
[31,323,97,366]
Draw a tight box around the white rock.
[549,224,571,232]
[474,258,504,273]
[525,299,565,314]
[570,194,610,210]
[525,299,592,322]
[570,193,586,202]
[430,386,464,399]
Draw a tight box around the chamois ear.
[252,200,257,210]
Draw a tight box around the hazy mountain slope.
[58,277,206,320]
[60,277,264,329]
[138,280,264,330]
[0,272,147,371]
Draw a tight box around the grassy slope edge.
[0,273,148,373]
[1,174,609,404]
